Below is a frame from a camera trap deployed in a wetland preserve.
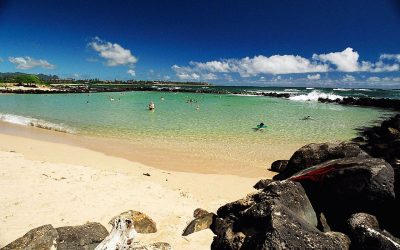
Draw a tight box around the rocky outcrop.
[1,223,108,250]
[109,210,157,234]
[252,179,274,190]
[348,213,400,250]
[210,181,350,249]
[354,114,400,236]
[318,97,400,111]
[56,222,108,250]
[274,142,369,180]
[290,157,395,230]
[269,160,288,173]
[1,224,58,250]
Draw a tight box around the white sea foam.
[284,88,300,92]
[0,113,74,133]
[289,90,343,101]
[306,87,314,90]
[356,88,372,92]
[333,88,352,91]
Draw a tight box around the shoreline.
[0,121,298,178]
[0,128,265,249]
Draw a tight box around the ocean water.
[0,89,394,146]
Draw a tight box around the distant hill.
[0,72,210,86]
[0,72,58,84]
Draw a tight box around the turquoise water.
[0,91,393,145]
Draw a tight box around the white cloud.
[89,37,137,67]
[313,47,359,72]
[380,54,400,61]
[202,73,218,80]
[342,74,356,82]
[236,55,328,76]
[127,69,136,77]
[9,56,55,70]
[191,61,231,72]
[392,77,400,82]
[367,76,381,82]
[307,74,321,80]
[176,72,200,80]
[172,48,400,80]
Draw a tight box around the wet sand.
[0,122,302,249]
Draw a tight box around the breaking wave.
[0,113,75,133]
[333,88,352,91]
[289,90,344,101]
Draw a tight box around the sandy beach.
[0,124,284,249]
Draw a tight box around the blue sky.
[0,0,400,87]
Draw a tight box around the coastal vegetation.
[0,72,210,87]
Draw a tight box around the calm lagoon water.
[0,90,393,146]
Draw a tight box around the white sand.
[0,132,270,249]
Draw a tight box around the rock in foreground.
[211,181,350,249]
[348,213,400,250]
[109,210,157,234]
[274,142,369,180]
[1,225,58,250]
[290,157,395,230]
[2,222,108,250]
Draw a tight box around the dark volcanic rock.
[274,142,369,180]
[355,114,400,236]
[253,179,274,190]
[238,201,350,250]
[290,157,395,231]
[55,222,108,250]
[218,181,317,227]
[269,160,289,173]
[182,213,216,236]
[348,213,400,250]
[317,212,331,232]
[210,181,346,249]
[213,199,349,250]
[1,224,58,250]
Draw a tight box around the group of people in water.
[147,97,312,130]
[147,96,200,111]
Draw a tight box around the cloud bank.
[172,48,400,80]
[8,56,55,70]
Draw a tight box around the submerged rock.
[1,224,58,250]
[274,142,369,180]
[109,210,157,234]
